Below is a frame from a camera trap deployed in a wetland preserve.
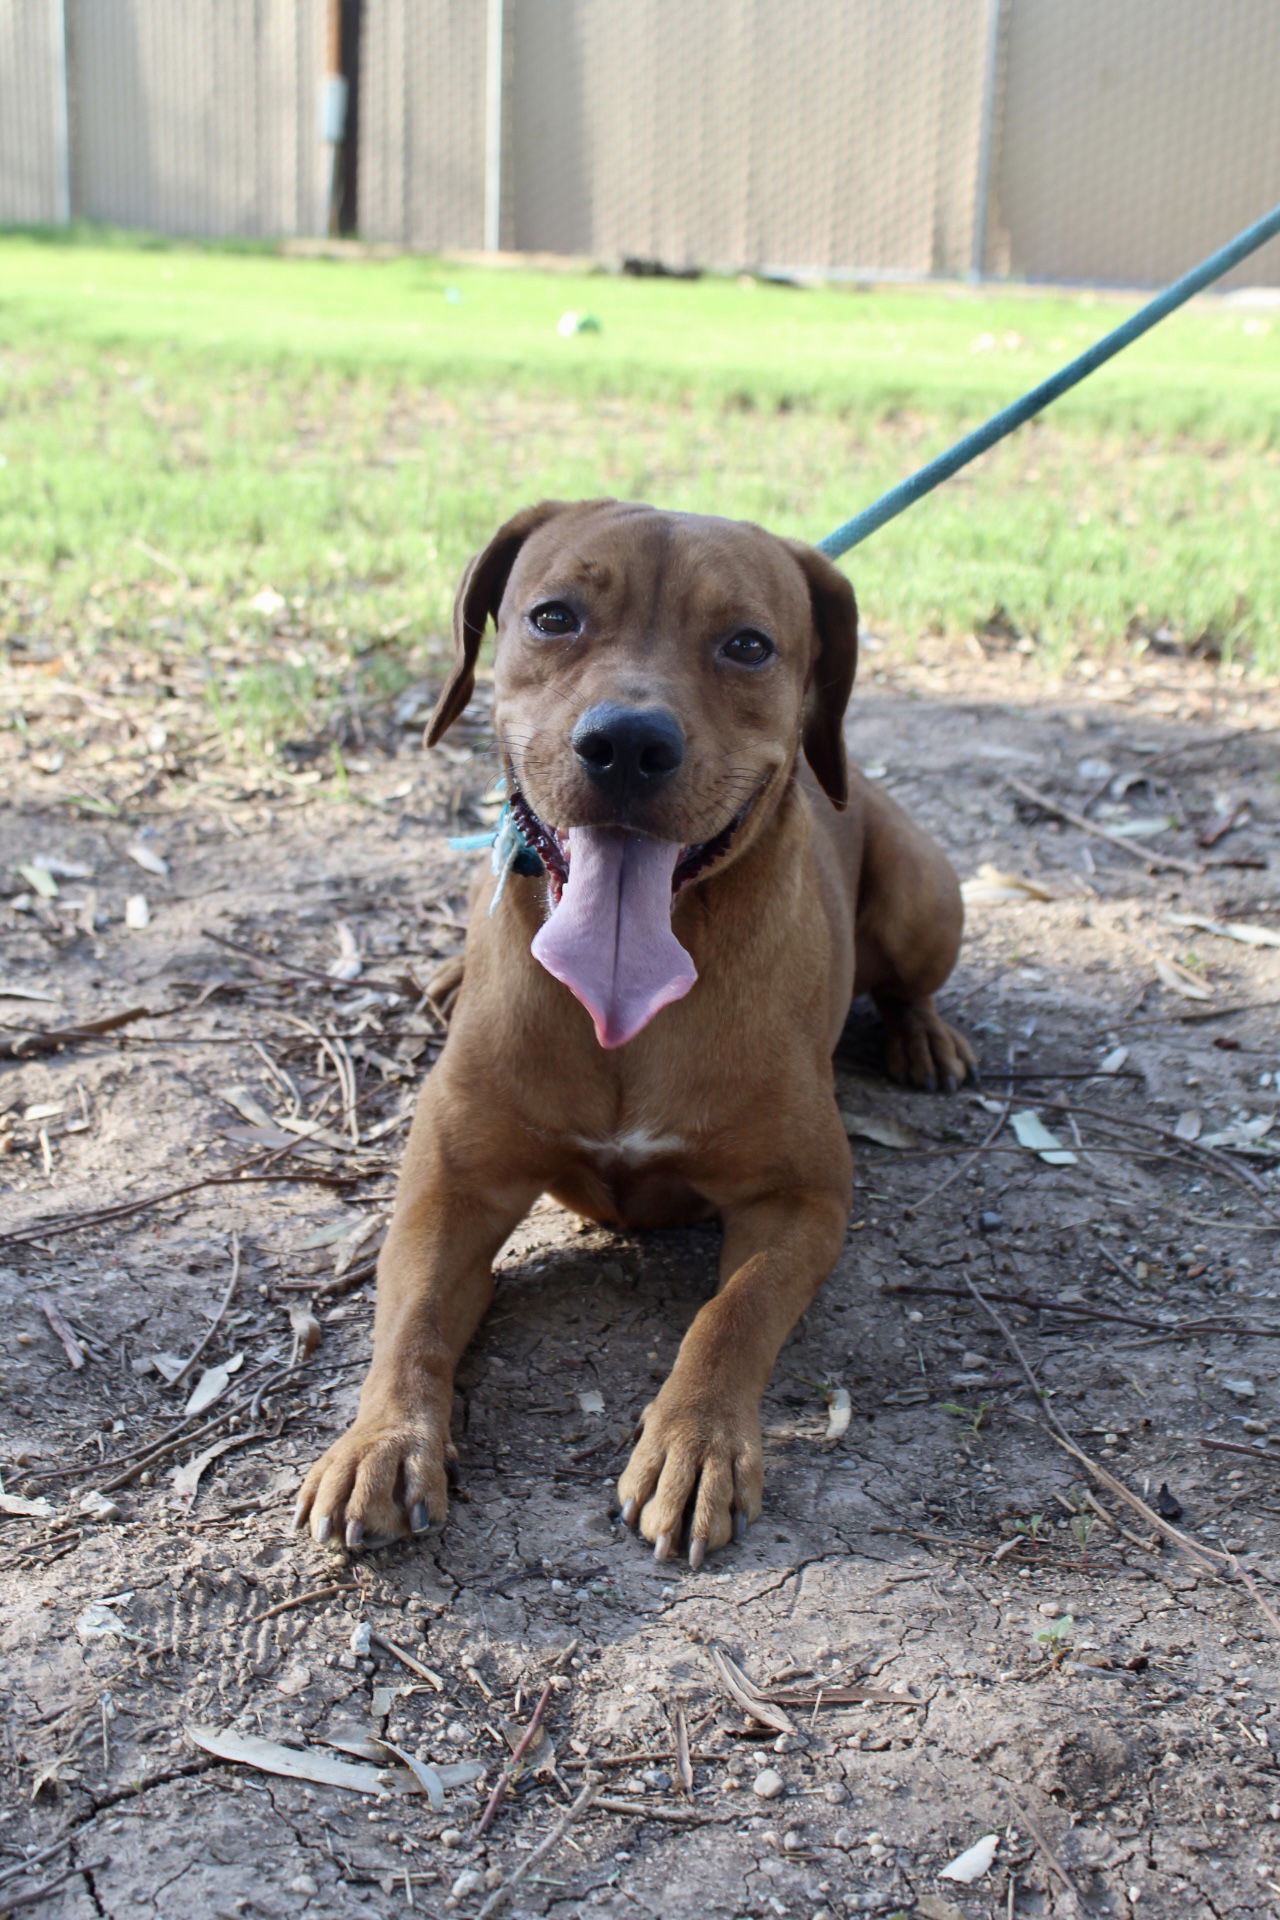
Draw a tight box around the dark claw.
[734,1510,749,1543]
[653,1531,674,1562]
[345,1518,365,1551]
[314,1513,332,1545]
[445,1454,460,1488]
[410,1501,431,1533]
[941,1071,958,1095]
[689,1536,706,1571]
[620,1497,639,1528]
[291,1498,307,1532]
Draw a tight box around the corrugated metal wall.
[66,0,328,239]
[985,0,1280,289]
[0,0,68,224]
[1,0,1277,288]
[357,0,487,251]
[506,0,988,275]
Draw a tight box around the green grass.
[2,231,1278,758]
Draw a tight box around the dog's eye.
[721,630,774,666]
[529,602,579,638]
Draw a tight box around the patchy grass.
[1,233,1278,760]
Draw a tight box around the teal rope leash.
[818,200,1280,561]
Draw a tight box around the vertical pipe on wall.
[483,0,504,252]
[50,0,71,223]
[969,0,1003,282]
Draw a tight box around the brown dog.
[296,500,973,1566]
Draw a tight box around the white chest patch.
[570,1127,686,1166]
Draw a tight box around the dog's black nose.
[572,703,686,801]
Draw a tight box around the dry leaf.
[171,1435,245,1503]
[939,1832,999,1883]
[0,1491,57,1520]
[577,1388,605,1415]
[1009,1110,1078,1166]
[17,862,59,899]
[1167,912,1280,951]
[1151,955,1214,1001]
[1097,1046,1128,1074]
[328,921,363,982]
[839,1106,920,1150]
[125,842,169,877]
[184,1352,244,1418]
[960,864,1057,906]
[187,1724,397,1796]
[824,1386,852,1441]
[1200,1115,1274,1153]
[1174,1110,1202,1142]
[289,1305,322,1359]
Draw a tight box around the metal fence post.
[51,0,71,223]
[484,0,505,252]
[970,0,1004,281]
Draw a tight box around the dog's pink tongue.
[531,828,696,1048]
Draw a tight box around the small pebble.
[335,1651,357,1673]
[446,1722,468,1744]
[641,1768,672,1791]
[349,1622,372,1656]
[823,1781,849,1805]
[753,1768,785,1800]
[449,1868,484,1903]
[440,1828,463,1849]
[484,1867,504,1890]
[289,1876,318,1896]
[774,1732,806,1754]
[781,1828,804,1851]
[978,1210,1003,1233]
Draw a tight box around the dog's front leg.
[295,1082,539,1549]
[618,1126,851,1568]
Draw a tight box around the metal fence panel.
[0,0,67,224]
[987,0,1280,288]
[66,0,326,239]
[508,0,990,275]
[357,0,487,250]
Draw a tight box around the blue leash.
[452,203,1280,877]
[818,200,1280,560]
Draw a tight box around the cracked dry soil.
[3,637,1280,1920]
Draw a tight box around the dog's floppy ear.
[426,500,576,747]
[785,540,859,809]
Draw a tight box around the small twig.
[0,1004,153,1059]
[907,1102,1013,1218]
[674,1707,694,1796]
[249,1582,359,1624]
[1201,1437,1275,1464]
[592,1797,738,1825]
[886,1280,1280,1342]
[35,1294,86,1370]
[476,1681,556,1836]
[169,1233,241,1387]
[475,1777,601,1919]
[132,534,190,583]
[0,1155,357,1248]
[369,1632,446,1691]
[0,1860,109,1911]
[1004,1789,1079,1909]
[1003,774,1202,877]
[0,1834,75,1890]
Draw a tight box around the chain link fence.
[2,0,1278,288]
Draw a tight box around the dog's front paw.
[293,1416,452,1551]
[880,997,977,1093]
[617,1387,763,1569]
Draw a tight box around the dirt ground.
[3,625,1280,1920]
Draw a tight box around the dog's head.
[429,500,858,1047]
[429,498,858,884]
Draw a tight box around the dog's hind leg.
[850,780,977,1092]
